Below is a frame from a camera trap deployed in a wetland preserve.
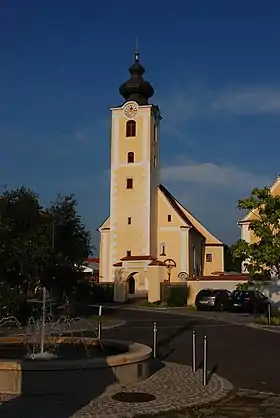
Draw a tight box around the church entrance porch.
[127,273,136,294]
[112,256,166,302]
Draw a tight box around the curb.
[247,322,280,334]
[72,361,233,418]
[1,319,126,338]
[118,306,274,331]
[91,319,126,330]
[121,305,245,324]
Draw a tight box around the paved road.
[91,303,264,325]
[100,307,280,394]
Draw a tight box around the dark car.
[195,289,232,311]
[231,290,270,314]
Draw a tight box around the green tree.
[224,244,241,272]
[49,194,91,265]
[0,187,92,316]
[44,194,92,299]
[0,187,53,318]
[232,187,280,279]
[0,186,53,290]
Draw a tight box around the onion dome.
[119,51,154,105]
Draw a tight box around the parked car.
[230,290,270,314]
[195,289,232,311]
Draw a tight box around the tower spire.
[135,36,139,62]
[119,46,154,105]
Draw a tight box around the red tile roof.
[87,257,99,263]
[113,261,122,267]
[120,255,156,261]
[149,260,166,266]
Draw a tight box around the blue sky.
[1,0,280,252]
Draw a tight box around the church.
[98,50,224,295]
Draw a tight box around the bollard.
[99,305,102,316]
[98,320,102,339]
[192,330,196,372]
[268,303,271,326]
[203,335,208,386]
[153,322,157,358]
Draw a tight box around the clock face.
[124,104,137,118]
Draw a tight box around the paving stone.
[71,361,232,417]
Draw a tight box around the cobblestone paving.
[71,362,232,418]
[134,389,280,417]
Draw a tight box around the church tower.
[108,50,162,280]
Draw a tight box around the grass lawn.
[254,315,280,326]
[254,306,280,326]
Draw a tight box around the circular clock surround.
[124,104,138,118]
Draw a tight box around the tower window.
[206,253,213,263]
[168,214,172,222]
[153,155,157,167]
[127,152,134,163]
[154,124,157,142]
[126,178,133,189]
[128,217,131,224]
[126,250,131,257]
[160,243,166,256]
[126,120,136,137]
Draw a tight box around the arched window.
[127,152,134,163]
[126,120,136,137]
[160,243,166,256]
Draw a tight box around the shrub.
[90,282,114,303]
[166,286,187,307]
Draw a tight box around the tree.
[0,186,53,290]
[49,194,91,265]
[232,187,280,279]
[224,244,241,272]
[42,194,92,299]
[0,186,54,318]
[0,187,92,316]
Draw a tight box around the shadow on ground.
[0,359,116,418]
[0,356,164,418]
[134,389,280,417]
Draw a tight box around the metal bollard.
[192,330,196,372]
[99,305,102,316]
[203,335,208,386]
[268,303,271,326]
[153,322,157,358]
[98,320,102,339]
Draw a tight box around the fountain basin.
[0,336,152,395]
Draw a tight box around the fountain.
[0,287,152,395]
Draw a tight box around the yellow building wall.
[203,245,224,276]
[175,199,224,275]
[188,279,248,305]
[157,189,186,281]
[177,200,223,245]
[99,230,110,281]
[109,102,159,279]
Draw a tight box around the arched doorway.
[128,274,135,294]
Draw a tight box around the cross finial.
[135,36,139,62]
